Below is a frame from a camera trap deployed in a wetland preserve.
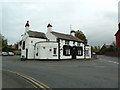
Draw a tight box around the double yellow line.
[3,69,52,90]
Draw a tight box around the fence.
[105,48,120,58]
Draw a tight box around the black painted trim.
[57,38,61,60]
[84,45,86,59]
[20,58,91,61]
[77,46,83,56]
[20,58,61,61]
[58,38,85,43]
[63,45,71,56]
[35,41,58,46]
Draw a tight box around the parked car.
[2,52,8,56]
[8,52,14,56]
[92,52,96,55]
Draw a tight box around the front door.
[71,46,77,59]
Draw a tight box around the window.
[22,41,25,50]
[65,40,69,45]
[77,47,83,56]
[78,50,81,55]
[77,42,80,46]
[63,45,71,56]
[66,49,70,55]
[73,41,75,45]
[53,48,57,55]
[36,48,38,56]
[86,49,89,56]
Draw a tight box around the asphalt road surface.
[2,70,34,88]
[2,55,118,88]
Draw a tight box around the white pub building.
[20,21,91,60]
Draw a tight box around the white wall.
[85,46,91,59]
[27,37,47,59]
[21,32,28,59]
[59,39,85,59]
[76,43,85,59]
[46,31,57,41]
[21,32,47,59]
[35,42,58,59]
[21,30,91,60]
[59,40,71,59]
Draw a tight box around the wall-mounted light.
[49,49,52,51]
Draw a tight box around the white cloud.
[1,0,118,46]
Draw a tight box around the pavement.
[2,55,119,88]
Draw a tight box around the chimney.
[25,21,30,32]
[47,24,52,32]
[70,30,75,36]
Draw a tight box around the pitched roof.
[27,30,47,39]
[51,31,84,42]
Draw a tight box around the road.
[2,70,34,88]
[2,55,118,88]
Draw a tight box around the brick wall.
[116,31,120,48]
[105,49,120,57]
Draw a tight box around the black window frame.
[65,40,69,45]
[73,41,75,45]
[53,48,57,55]
[36,48,38,56]
[63,45,71,56]
[77,42,80,46]
[77,47,83,56]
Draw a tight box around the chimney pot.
[47,24,52,32]
[70,30,75,36]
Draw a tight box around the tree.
[111,41,116,48]
[0,33,8,51]
[0,34,8,51]
[75,30,87,44]
[0,34,19,52]
[100,42,116,55]
[100,44,107,54]
[91,46,101,54]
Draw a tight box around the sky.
[0,0,119,46]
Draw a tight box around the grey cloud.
[1,1,118,46]
[103,11,117,22]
